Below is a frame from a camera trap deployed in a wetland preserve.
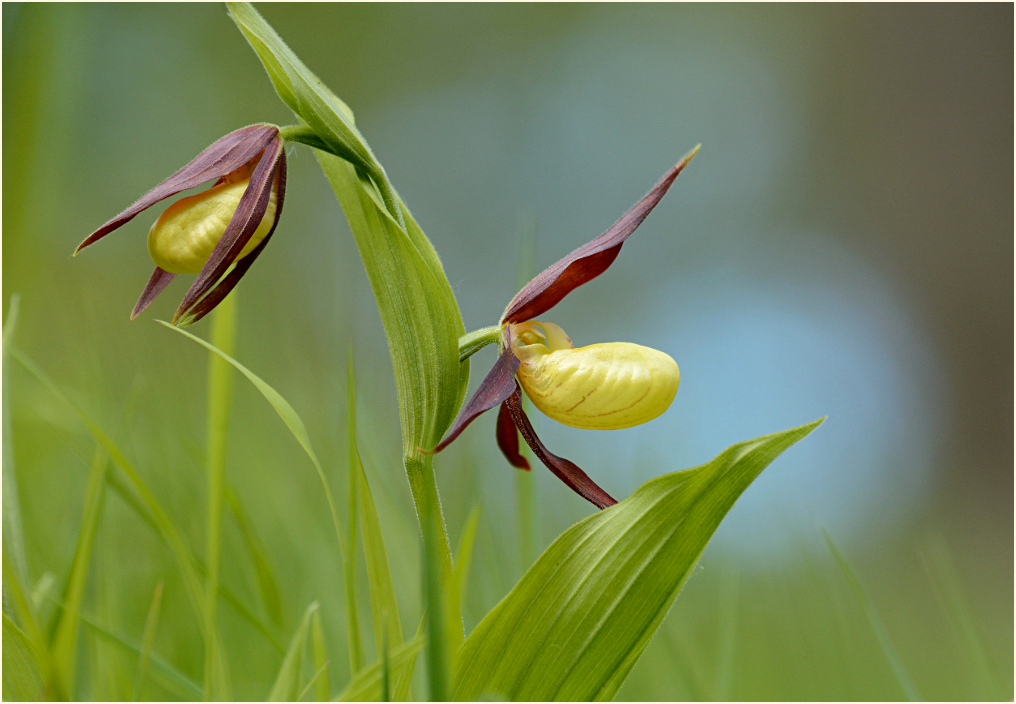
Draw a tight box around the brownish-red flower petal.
[502,146,699,324]
[172,135,285,324]
[428,346,520,454]
[74,125,279,255]
[173,148,288,326]
[504,383,617,510]
[496,400,530,470]
[131,267,176,320]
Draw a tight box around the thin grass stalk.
[131,581,164,701]
[50,444,108,699]
[824,530,922,701]
[345,350,365,673]
[203,293,237,700]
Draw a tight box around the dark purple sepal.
[496,400,530,470]
[172,136,285,324]
[427,346,521,454]
[174,149,288,326]
[505,383,617,510]
[502,146,699,324]
[74,125,279,254]
[131,267,176,320]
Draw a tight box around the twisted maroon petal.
[74,125,279,254]
[173,148,288,326]
[496,400,530,470]
[502,146,699,324]
[505,383,617,510]
[130,267,176,320]
[172,136,284,324]
[427,346,520,454]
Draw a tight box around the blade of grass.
[393,616,427,702]
[50,443,108,699]
[334,634,426,702]
[299,662,332,703]
[346,352,365,674]
[713,563,738,701]
[76,608,202,700]
[2,295,30,596]
[448,504,480,662]
[380,632,390,702]
[3,544,56,699]
[823,530,922,701]
[3,612,44,701]
[105,471,286,654]
[921,534,1000,700]
[351,355,405,667]
[269,602,318,702]
[131,581,164,701]
[203,296,237,701]
[156,323,350,607]
[10,347,208,642]
[310,608,331,701]
[225,485,284,629]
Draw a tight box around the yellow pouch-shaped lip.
[511,321,679,430]
[147,166,278,275]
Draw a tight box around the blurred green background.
[3,3,1011,700]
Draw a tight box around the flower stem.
[458,325,503,362]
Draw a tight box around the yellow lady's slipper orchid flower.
[429,146,699,510]
[74,124,288,325]
[147,161,279,275]
[510,321,679,431]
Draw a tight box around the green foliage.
[268,601,319,701]
[825,531,922,701]
[453,420,823,701]
[4,613,44,701]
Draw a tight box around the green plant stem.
[204,294,237,700]
[423,501,448,702]
[457,326,502,362]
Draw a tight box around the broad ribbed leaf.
[453,419,823,701]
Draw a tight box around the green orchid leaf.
[269,601,318,702]
[453,419,824,701]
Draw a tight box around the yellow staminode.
[147,164,278,274]
[511,321,679,430]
